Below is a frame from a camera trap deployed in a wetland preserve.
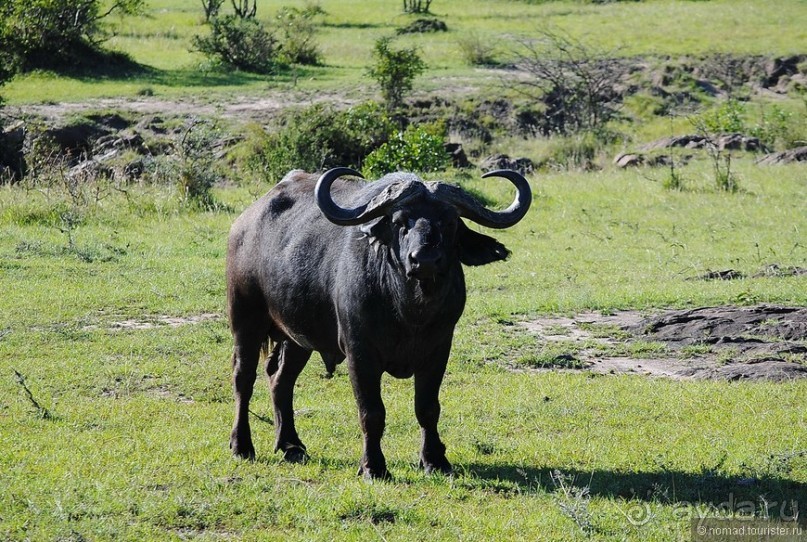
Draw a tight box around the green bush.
[0,0,144,71]
[236,102,396,181]
[694,98,746,134]
[276,4,325,65]
[367,37,426,111]
[192,15,280,74]
[456,32,498,66]
[749,104,806,151]
[362,124,449,177]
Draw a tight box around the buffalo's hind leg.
[229,331,265,460]
[268,341,312,463]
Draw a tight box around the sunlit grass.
[4,0,806,103]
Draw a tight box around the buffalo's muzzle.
[407,248,443,279]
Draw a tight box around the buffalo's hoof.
[357,465,392,481]
[230,438,256,461]
[281,445,309,464]
[420,458,453,476]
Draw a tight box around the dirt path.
[8,88,362,125]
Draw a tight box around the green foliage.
[173,120,227,209]
[366,37,426,111]
[191,15,280,74]
[691,100,743,192]
[236,101,395,180]
[0,0,144,71]
[749,103,806,151]
[456,32,499,66]
[276,4,326,65]
[695,98,746,134]
[362,124,449,177]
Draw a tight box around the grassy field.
[1,159,805,540]
[3,0,807,103]
[1,0,806,539]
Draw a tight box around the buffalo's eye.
[392,212,409,230]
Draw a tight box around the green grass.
[3,0,807,103]
[1,160,805,540]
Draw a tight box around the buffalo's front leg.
[348,359,389,480]
[269,341,311,463]
[414,351,452,475]
[230,338,262,460]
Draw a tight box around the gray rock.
[480,153,534,175]
[756,146,807,166]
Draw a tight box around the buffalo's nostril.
[409,249,442,277]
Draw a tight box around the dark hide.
[227,170,522,479]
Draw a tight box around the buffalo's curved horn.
[315,167,372,225]
[315,167,423,226]
[434,169,532,229]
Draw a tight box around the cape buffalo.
[227,167,531,479]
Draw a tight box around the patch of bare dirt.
[83,313,221,331]
[10,89,360,126]
[518,306,807,381]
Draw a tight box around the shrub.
[749,103,806,151]
[456,32,498,66]
[172,119,226,209]
[276,4,325,65]
[0,0,144,72]
[691,100,742,192]
[192,15,280,74]
[367,37,426,111]
[396,18,447,35]
[237,102,396,181]
[362,124,449,177]
[695,98,746,134]
[508,29,623,136]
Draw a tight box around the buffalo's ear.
[359,217,392,244]
[457,220,511,266]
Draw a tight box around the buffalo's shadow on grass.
[462,462,807,510]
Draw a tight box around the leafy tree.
[367,37,426,111]
[0,0,144,71]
